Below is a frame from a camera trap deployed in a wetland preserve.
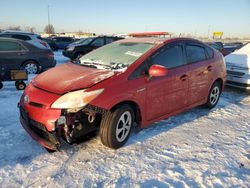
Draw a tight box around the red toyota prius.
[19,37,226,151]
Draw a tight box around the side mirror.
[148,64,168,77]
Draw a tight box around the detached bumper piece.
[19,106,60,151]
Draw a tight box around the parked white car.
[0,30,50,50]
[225,43,250,90]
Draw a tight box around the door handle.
[207,65,212,71]
[18,52,26,56]
[180,74,188,81]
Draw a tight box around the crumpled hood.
[33,63,115,94]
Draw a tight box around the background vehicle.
[0,38,56,74]
[223,42,244,54]
[50,36,74,49]
[41,37,58,51]
[0,30,50,50]
[63,36,123,59]
[206,42,229,56]
[19,37,226,151]
[225,43,250,90]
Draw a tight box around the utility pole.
[207,25,211,40]
[48,5,50,26]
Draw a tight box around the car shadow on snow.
[125,88,249,148]
[0,89,248,170]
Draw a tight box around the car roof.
[118,37,201,45]
[0,30,38,36]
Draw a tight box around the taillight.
[40,41,48,48]
[48,53,54,58]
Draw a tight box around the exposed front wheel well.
[110,101,142,127]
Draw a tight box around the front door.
[146,42,189,121]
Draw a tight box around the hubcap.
[25,63,38,74]
[210,86,220,105]
[116,111,132,142]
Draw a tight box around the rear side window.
[0,41,23,51]
[12,34,31,41]
[185,44,206,64]
[105,37,115,44]
[91,38,105,47]
[152,44,184,69]
[205,46,214,59]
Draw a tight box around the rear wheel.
[100,105,134,149]
[0,82,3,89]
[22,61,39,74]
[206,81,221,108]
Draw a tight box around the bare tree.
[44,24,55,34]
[7,26,21,31]
[24,26,36,33]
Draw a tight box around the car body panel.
[33,63,115,94]
[19,37,226,149]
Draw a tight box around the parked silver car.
[0,30,51,50]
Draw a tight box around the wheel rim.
[210,86,220,105]
[25,63,38,74]
[19,84,25,90]
[116,111,132,142]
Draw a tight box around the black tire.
[22,60,39,74]
[100,104,134,149]
[0,82,3,89]
[44,147,56,153]
[74,52,85,59]
[15,81,26,90]
[206,81,221,108]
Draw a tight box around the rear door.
[0,40,28,72]
[146,42,189,121]
[184,42,211,105]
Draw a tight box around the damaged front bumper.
[19,106,60,150]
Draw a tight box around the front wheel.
[0,82,3,89]
[206,82,221,108]
[100,105,134,149]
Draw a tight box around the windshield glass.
[79,42,154,71]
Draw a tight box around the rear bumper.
[226,75,250,90]
[19,106,60,150]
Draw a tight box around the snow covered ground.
[0,51,249,187]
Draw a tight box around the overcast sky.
[1,0,250,37]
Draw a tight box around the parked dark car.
[63,36,123,60]
[51,36,74,49]
[206,42,229,56]
[41,37,58,51]
[223,42,244,54]
[0,38,56,74]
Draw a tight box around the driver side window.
[151,44,184,69]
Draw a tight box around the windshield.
[78,42,154,71]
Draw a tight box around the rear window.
[12,34,31,41]
[186,44,207,63]
[0,41,23,51]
